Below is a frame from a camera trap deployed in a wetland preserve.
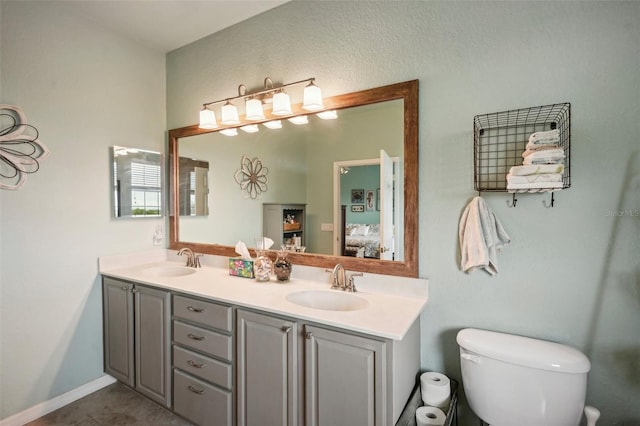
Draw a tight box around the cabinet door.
[134,285,171,407]
[305,325,387,426]
[237,310,298,426]
[102,277,134,387]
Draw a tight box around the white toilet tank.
[457,328,591,426]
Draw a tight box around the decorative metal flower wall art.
[233,155,269,199]
[0,105,49,190]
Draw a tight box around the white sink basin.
[286,290,368,311]
[142,265,196,277]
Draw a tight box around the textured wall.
[0,1,166,418]
[168,2,639,424]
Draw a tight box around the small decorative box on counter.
[228,258,254,278]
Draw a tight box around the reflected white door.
[194,166,209,216]
[379,150,394,260]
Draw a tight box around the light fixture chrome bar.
[201,77,315,109]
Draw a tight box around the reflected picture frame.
[351,189,364,203]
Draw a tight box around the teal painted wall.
[167,2,640,424]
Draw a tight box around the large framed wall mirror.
[168,80,418,277]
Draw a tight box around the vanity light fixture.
[288,115,309,125]
[272,91,292,116]
[199,107,218,129]
[221,101,240,125]
[317,110,338,120]
[240,124,259,133]
[263,120,282,129]
[220,128,238,137]
[302,80,323,111]
[198,77,322,128]
[245,98,265,121]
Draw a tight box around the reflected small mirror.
[178,156,209,216]
[111,146,163,218]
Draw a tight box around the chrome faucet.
[178,248,201,268]
[327,263,346,290]
[326,264,362,292]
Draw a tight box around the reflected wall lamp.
[199,77,335,134]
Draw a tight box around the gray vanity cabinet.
[102,277,171,407]
[172,294,233,426]
[305,324,387,426]
[236,309,299,426]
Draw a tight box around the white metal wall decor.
[0,105,49,190]
[233,155,269,199]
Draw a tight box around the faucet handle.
[194,254,202,268]
[345,272,363,292]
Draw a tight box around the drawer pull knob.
[187,360,205,369]
[121,285,129,291]
[187,306,204,313]
[187,333,205,341]
[281,326,292,333]
[305,331,313,339]
[188,384,205,395]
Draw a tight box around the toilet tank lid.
[457,328,591,373]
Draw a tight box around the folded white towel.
[459,197,510,276]
[528,129,560,145]
[522,148,565,165]
[509,164,564,176]
[526,140,559,151]
[522,145,561,158]
[506,173,562,184]
[507,182,564,193]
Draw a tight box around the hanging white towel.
[459,196,511,276]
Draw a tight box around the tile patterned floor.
[26,382,193,426]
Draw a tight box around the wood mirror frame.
[168,79,418,278]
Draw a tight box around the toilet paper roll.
[420,372,451,409]
[415,406,446,426]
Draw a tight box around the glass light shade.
[245,98,265,121]
[302,82,323,111]
[220,128,238,136]
[288,115,309,125]
[240,124,259,133]
[221,102,240,125]
[316,110,338,120]
[262,120,282,129]
[199,108,218,129]
[272,92,292,116]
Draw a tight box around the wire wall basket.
[473,102,571,192]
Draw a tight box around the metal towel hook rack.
[507,193,518,208]
[543,192,556,208]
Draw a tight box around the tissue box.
[228,258,254,278]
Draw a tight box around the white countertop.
[99,250,428,341]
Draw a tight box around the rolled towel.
[528,129,560,145]
[522,145,560,157]
[522,148,564,165]
[509,164,564,176]
[507,173,562,184]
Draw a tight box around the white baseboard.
[0,375,117,426]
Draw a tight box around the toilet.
[457,328,591,426]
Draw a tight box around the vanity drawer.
[173,320,232,361]
[173,345,232,390]
[173,295,232,332]
[173,369,232,426]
